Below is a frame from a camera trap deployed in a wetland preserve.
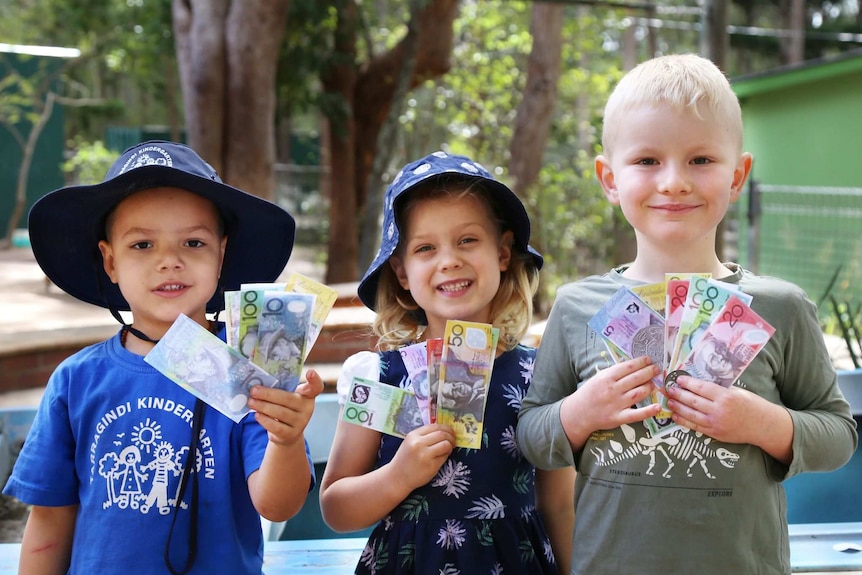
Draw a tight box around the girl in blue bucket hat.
[4,141,322,574]
[320,151,574,574]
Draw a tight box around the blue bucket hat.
[357,151,543,310]
[28,140,296,313]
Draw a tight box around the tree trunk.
[322,0,458,283]
[321,0,359,284]
[508,2,563,199]
[172,0,289,199]
[3,93,55,248]
[173,0,230,171]
[507,2,564,315]
[224,1,289,199]
[358,0,424,274]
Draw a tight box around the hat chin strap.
[107,306,221,345]
[109,308,161,344]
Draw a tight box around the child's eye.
[131,241,152,250]
[459,237,478,245]
[692,157,712,165]
[636,158,658,166]
[185,239,206,248]
[413,244,434,254]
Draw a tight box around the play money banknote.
[426,338,443,424]
[589,287,674,436]
[284,272,338,358]
[400,341,431,425]
[664,278,690,378]
[630,281,667,316]
[671,294,775,389]
[342,376,424,438]
[224,290,241,349]
[437,320,497,449]
[253,291,315,392]
[667,274,713,371]
[237,287,266,360]
[588,287,665,385]
[671,279,752,373]
[145,313,278,423]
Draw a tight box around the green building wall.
[738,68,862,187]
[0,51,68,240]
[731,52,862,314]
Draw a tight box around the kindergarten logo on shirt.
[89,396,216,515]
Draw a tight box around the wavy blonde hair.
[372,177,539,352]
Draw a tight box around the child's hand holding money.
[249,368,325,447]
[664,373,792,462]
[390,424,456,491]
[560,356,661,451]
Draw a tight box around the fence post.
[747,177,760,274]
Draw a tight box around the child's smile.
[390,194,511,338]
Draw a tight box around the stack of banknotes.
[343,319,499,449]
[145,272,338,422]
[588,274,775,436]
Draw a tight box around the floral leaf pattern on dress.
[398,543,416,569]
[503,383,525,411]
[512,468,532,494]
[401,494,429,521]
[500,425,520,459]
[519,354,534,384]
[476,521,494,546]
[360,538,390,572]
[437,519,467,550]
[520,539,537,564]
[490,563,504,575]
[466,495,505,520]
[439,564,460,575]
[432,460,471,498]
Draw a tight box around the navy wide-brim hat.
[357,151,543,311]
[29,140,296,313]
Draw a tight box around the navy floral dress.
[355,345,558,575]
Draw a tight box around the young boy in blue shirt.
[4,141,323,574]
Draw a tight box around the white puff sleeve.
[335,351,380,405]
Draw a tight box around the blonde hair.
[372,179,539,353]
[601,54,743,157]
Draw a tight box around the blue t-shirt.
[4,330,314,574]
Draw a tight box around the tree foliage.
[3,0,859,289]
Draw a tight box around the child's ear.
[389,256,410,290]
[218,236,227,276]
[498,230,513,272]
[595,155,619,204]
[98,240,119,284]
[729,152,753,203]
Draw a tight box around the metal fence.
[730,181,862,328]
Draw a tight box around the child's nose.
[157,247,184,269]
[438,246,463,271]
[659,165,691,194]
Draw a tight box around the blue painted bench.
[0,528,859,573]
[0,538,367,574]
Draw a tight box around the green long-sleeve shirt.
[517,264,857,575]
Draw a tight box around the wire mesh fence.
[730,181,862,360]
